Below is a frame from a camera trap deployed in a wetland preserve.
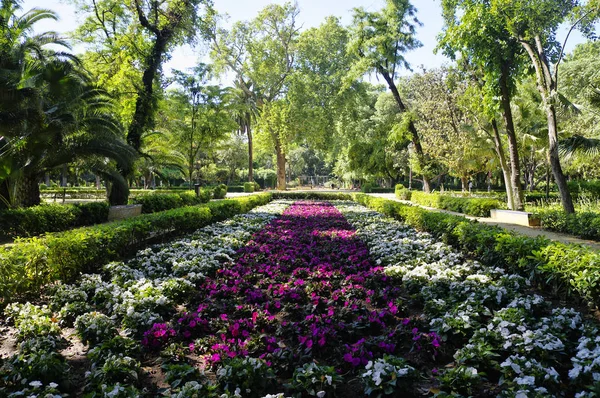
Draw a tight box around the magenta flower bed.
[144,201,440,384]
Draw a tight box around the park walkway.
[367,193,600,251]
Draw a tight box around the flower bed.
[2,198,599,397]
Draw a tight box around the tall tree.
[348,0,432,192]
[106,0,215,204]
[210,2,299,190]
[491,0,600,213]
[439,0,527,210]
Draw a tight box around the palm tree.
[230,78,259,182]
[0,1,135,207]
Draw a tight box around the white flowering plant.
[216,357,277,397]
[289,362,343,397]
[75,311,118,346]
[360,355,417,396]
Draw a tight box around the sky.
[20,0,589,83]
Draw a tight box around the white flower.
[317,391,326,398]
[28,381,43,388]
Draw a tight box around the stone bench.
[490,209,540,227]
[108,204,143,221]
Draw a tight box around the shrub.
[75,312,118,346]
[0,202,110,239]
[243,182,255,193]
[213,184,228,199]
[216,357,276,397]
[227,185,245,193]
[253,181,260,191]
[395,184,412,201]
[290,362,343,396]
[410,191,504,217]
[532,208,600,241]
[0,194,272,302]
[361,183,373,193]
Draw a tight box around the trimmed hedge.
[410,191,505,217]
[394,184,412,201]
[243,182,255,193]
[0,203,110,239]
[0,193,272,303]
[212,184,228,199]
[130,191,210,213]
[227,185,245,193]
[271,192,354,201]
[353,193,600,308]
[532,208,600,241]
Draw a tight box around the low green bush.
[271,192,354,201]
[253,181,260,191]
[0,203,110,239]
[361,183,373,193]
[243,182,255,193]
[370,187,394,193]
[395,184,412,201]
[410,191,504,217]
[568,180,600,199]
[212,184,228,199]
[531,208,600,241]
[353,193,600,307]
[130,191,209,213]
[0,193,272,303]
[227,185,244,193]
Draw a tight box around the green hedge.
[353,193,600,307]
[0,203,110,239]
[0,194,272,303]
[130,191,210,213]
[410,191,505,217]
[532,208,600,241]
[271,192,354,201]
[227,185,245,193]
[568,180,600,199]
[394,184,412,200]
[213,184,228,199]
[243,182,255,193]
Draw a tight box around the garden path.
[368,193,600,251]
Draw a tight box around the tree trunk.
[461,177,468,192]
[275,140,286,190]
[96,175,101,190]
[491,119,515,210]
[0,180,10,209]
[16,173,41,208]
[61,164,68,188]
[247,116,254,182]
[499,66,524,211]
[379,69,431,192]
[520,38,575,213]
[546,104,575,213]
[108,168,130,205]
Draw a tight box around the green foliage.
[243,182,255,193]
[395,184,412,200]
[361,183,373,193]
[410,191,505,217]
[0,202,110,239]
[212,184,228,199]
[75,312,118,347]
[533,208,600,241]
[271,192,354,201]
[353,193,600,307]
[567,180,600,199]
[290,362,343,397]
[131,191,210,213]
[0,194,272,302]
[216,357,276,398]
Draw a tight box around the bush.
[243,182,255,193]
[0,193,272,302]
[395,184,412,201]
[532,208,600,241]
[370,187,395,193]
[353,193,600,308]
[0,202,110,239]
[568,180,600,199]
[410,191,504,217]
[253,181,260,191]
[130,191,210,213]
[212,184,227,199]
[227,185,244,193]
[271,192,354,201]
[361,183,373,193]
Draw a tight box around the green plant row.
[270,191,354,201]
[395,184,412,200]
[0,202,110,239]
[130,190,212,213]
[532,208,600,241]
[0,194,272,303]
[353,193,600,308]
[409,191,505,217]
